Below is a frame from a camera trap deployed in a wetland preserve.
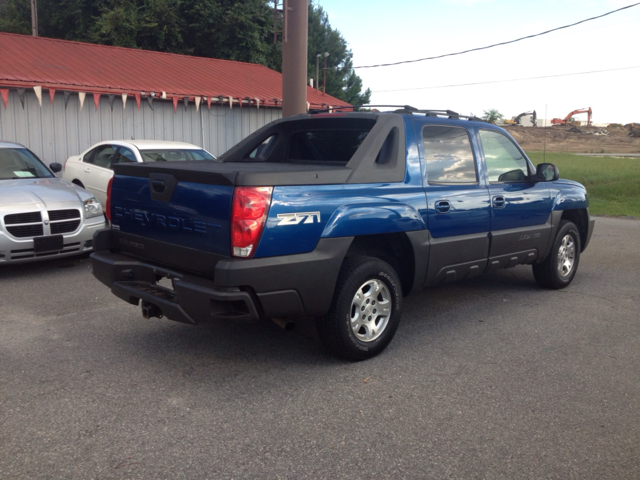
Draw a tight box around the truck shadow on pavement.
[108,266,546,369]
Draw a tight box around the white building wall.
[0,90,281,164]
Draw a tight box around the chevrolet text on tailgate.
[91,107,595,360]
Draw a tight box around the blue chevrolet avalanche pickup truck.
[91,108,595,360]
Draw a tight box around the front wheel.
[533,220,581,289]
[316,256,402,361]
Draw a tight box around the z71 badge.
[277,212,321,226]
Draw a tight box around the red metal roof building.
[0,33,349,110]
[0,33,351,163]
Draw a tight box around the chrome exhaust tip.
[271,317,295,331]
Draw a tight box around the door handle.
[492,196,506,208]
[84,167,91,173]
[435,200,451,214]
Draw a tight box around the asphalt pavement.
[1,217,639,479]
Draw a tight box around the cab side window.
[84,145,116,168]
[423,125,477,184]
[479,130,530,183]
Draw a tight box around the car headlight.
[84,197,104,218]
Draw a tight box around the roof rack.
[309,105,486,122]
[417,109,485,122]
[308,104,412,114]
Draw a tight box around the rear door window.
[422,125,477,184]
[84,145,116,168]
[113,147,137,164]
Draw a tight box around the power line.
[374,65,640,93]
[354,2,640,69]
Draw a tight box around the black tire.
[533,220,581,289]
[72,180,85,188]
[316,256,402,361]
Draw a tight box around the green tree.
[89,0,140,47]
[0,0,369,105]
[178,0,279,66]
[134,0,184,52]
[0,0,32,34]
[483,109,504,124]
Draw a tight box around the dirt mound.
[503,124,640,153]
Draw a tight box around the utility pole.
[322,52,329,94]
[315,54,321,91]
[281,0,308,117]
[30,0,38,37]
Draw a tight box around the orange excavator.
[551,107,592,126]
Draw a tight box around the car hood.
[0,177,89,207]
[556,178,586,190]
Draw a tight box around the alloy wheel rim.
[350,279,392,342]
[557,234,576,278]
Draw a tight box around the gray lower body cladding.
[90,229,353,324]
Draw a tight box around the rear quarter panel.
[254,183,427,257]
[254,117,427,258]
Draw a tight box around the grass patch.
[526,152,640,217]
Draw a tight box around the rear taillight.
[231,186,273,258]
[105,176,113,222]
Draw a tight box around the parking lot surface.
[1,217,639,479]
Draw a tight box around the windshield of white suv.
[0,148,54,180]
[139,149,216,163]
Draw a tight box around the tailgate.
[110,171,234,258]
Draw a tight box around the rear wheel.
[316,256,402,361]
[72,180,85,188]
[533,220,581,289]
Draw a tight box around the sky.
[312,0,640,124]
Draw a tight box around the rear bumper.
[91,229,352,324]
[92,251,261,323]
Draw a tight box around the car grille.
[48,209,81,234]
[49,209,80,221]
[3,209,81,238]
[6,224,44,237]
[5,212,42,224]
[51,220,81,234]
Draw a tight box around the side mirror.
[535,163,559,182]
[49,162,62,173]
